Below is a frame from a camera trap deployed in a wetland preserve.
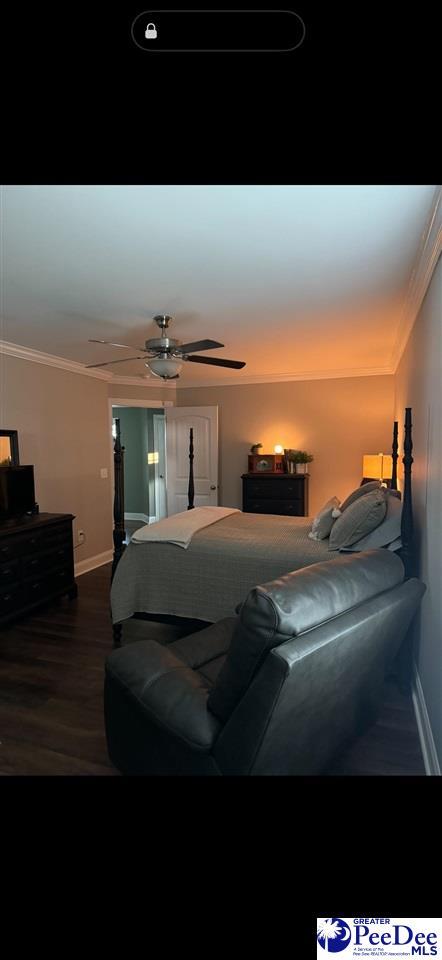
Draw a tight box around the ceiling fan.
[86,315,246,380]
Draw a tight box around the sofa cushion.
[207,549,404,723]
[106,639,221,749]
[329,489,387,550]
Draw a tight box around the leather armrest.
[105,640,221,750]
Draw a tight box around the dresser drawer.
[245,499,303,516]
[39,523,73,549]
[23,545,72,578]
[0,585,24,616]
[25,565,73,604]
[244,478,304,499]
[0,557,20,586]
[0,539,23,561]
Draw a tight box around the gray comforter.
[111,512,338,624]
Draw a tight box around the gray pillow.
[339,493,402,551]
[338,480,381,514]
[308,496,340,540]
[328,489,387,550]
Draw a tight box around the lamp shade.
[363,454,382,479]
[381,454,393,480]
[147,357,182,379]
[362,453,392,481]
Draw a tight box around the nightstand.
[241,474,309,517]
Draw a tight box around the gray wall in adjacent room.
[112,407,149,518]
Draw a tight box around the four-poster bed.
[110,410,416,670]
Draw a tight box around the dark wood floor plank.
[0,562,426,776]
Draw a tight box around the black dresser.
[242,474,309,517]
[0,513,77,627]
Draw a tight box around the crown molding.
[177,365,394,389]
[0,339,393,388]
[391,185,442,372]
[0,340,175,387]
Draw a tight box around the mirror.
[0,430,20,466]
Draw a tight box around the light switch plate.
[100,468,108,479]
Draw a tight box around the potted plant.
[294,451,314,474]
[284,449,299,474]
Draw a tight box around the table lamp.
[362,453,393,486]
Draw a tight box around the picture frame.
[248,453,284,473]
[0,429,20,466]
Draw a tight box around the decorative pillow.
[328,489,387,551]
[308,496,340,541]
[337,479,382,515]
[387,537,402,551]
[338,493,402,551]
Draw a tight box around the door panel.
[165,406,218,516]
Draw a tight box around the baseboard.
[75,549,114,577]
[124,512,150,523]
[411,660,441,776]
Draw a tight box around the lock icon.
[145,22,157,39]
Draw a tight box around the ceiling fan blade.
[179,339,224,353]
[88,339,147,351]
[185,355,246,369]
[86,356,147,368]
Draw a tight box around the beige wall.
[177,375,395,515]
[0,355,175,564]
[394,254,442,770]
[107,383,175,403]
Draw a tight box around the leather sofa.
[104,549,425,775]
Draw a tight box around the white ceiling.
[1,184,437,384]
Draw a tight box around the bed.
[110,410,414,645]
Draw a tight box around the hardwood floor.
[0,563,426,776]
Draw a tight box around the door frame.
[107,397,174,527]
[153,413,167,520]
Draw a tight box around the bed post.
[112,429,126,581]
[395,407,415,691]
[401,408,414,579]
[391,420,398,490]
[188,427,195,510]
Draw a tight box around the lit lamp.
[274,445,284,454]
[362,453,393,486]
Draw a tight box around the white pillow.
[308,496,340,541]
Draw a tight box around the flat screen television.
[0,465,36,520]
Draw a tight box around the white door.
[153,414,167,520]
[165,406,218,516]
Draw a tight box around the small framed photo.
[248,454,284,473]
[0,429,20,466]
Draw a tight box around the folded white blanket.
[131,506,240,549]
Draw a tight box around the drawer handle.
[2,569,11,576]
[3,594,11,601]
[1,547,9,554]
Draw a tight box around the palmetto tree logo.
[317,919,351,952]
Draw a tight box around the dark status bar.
[131,11,306,52]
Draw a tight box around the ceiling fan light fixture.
[147,356,183,379]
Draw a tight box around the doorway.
[110,400,169,540]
